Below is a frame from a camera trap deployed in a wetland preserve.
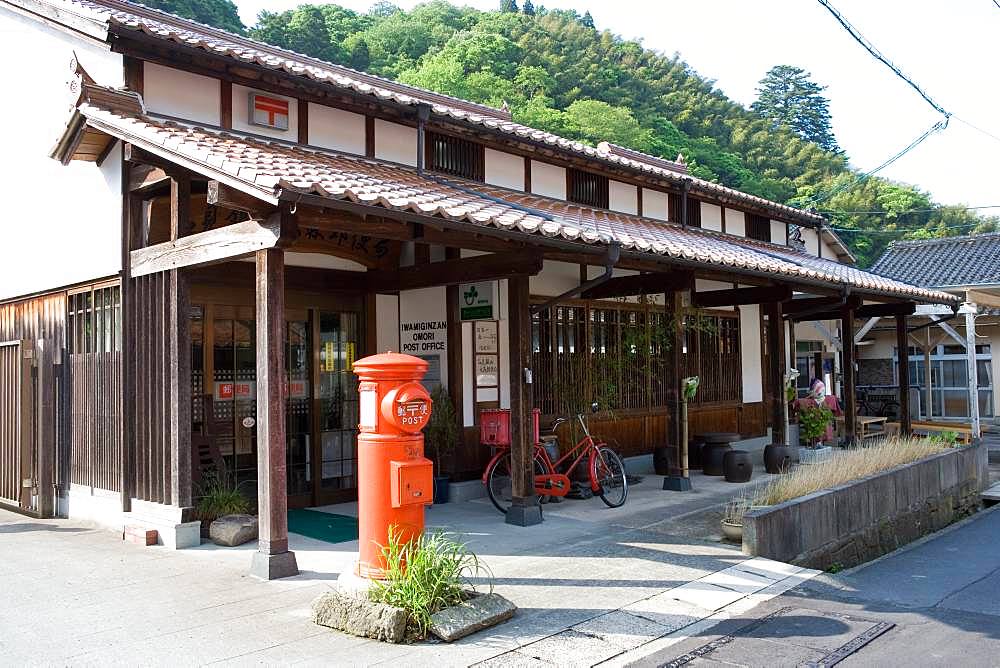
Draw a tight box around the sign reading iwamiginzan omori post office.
[399,287,447,390]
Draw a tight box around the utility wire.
[803,118,948,206]
[815,0,950,119]
[953,115,1000,145]
[821,205,1000,215]
[830,222,995,236]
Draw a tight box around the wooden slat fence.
[69,351,122,492]
[0,340,29,507]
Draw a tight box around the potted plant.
[720,496,750,543]
[797,403,834,464]
[425,385,458,504]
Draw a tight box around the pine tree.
[500,0,518,13]
[522,0,535,16]
[581,10,594,28]
[751,65,840,154]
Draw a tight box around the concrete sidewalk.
[0,471,813,667]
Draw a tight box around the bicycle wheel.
[486,451,552,515]
[595,446,628,508]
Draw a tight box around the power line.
[815,0,950,119]
[803,118,948,206]
[830,222,995,236]
[821,204,1000,215]
[953,115,1000,145]
[994,0,1000,10]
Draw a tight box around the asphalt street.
[635,505,1000,668]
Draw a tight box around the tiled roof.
[58,90,957,305]
[36,0,827,227]
[871,234,1000,289]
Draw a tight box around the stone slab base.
[250,550,299,580]
[125,499,200,549]
[505,499,543,526]
[63,484,124,531]
[447,479,486,503]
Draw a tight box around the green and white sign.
[460,281,496,320]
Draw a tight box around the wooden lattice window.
[667,193,701,226]
[426,132,484,181]
[567,168,609,208]
[747,213,771,242]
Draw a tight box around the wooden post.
[250,247,299,579]
[445,248,464,458]
[895,315,911,436]
[505,275,541,526]
[965,305,981,440]
[765,302,787,445]
[663,289,691,490]
[36,338,55,517]
[168,269,191,508]
[924,335,933,420]
[842,308,857,446]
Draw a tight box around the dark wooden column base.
[505,496,543,527]
[663,476,692,491]
[250,550,299,581]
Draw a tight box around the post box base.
[504,498,543,527]
[250,550,299,580]
[337,567,378,599]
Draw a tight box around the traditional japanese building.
[0,0,958,577]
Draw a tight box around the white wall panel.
[308,103,365,154]
[375,119,417,166]
[530,161,566,199]
[376,294,399,352]
[740,304,763,402]
[770,220,786,245]
[644,189,669,221]
[144,62,220,125]
[232,83,298,140]
[727,210,746,237]
[485,148,524,191]
[701,203,722,232]
[609,180,637,215]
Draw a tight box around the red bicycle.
[482,405,628,514]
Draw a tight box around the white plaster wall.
[858,329,895,359]
[144,62,219,125]
[820,239,838,260]
[232,84,298,140]
[462,321,474,426]
[308,103,365,154]
[727,210,746,237]
[531,260,581,297]
[484,148,524,191]
[740,304,763,402]
[696,279,733,293]
[375,119,417,166]
[701,203,722,232]
[376,294,399,352]
[530,161,566,199]
[800,228,820,256]
[283,252,367,272]
[770,220,786,245]
[609,180,637,215]
[0,8,123,300]
[644,189,669,221]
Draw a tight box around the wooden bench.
[884,421,973,444]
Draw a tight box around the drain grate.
[660,606,895,668]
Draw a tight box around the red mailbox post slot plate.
[390,459,434,507]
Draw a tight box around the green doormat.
[287,508,359,544]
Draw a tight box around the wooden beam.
[842,308,857,445]
[130,218,282,277]
[692,285,792,309]
[295,207,415,242]
[580,270,693,300]
[782,296,845,317]
[207,180,275,219]
[123,143,183,175]
[220,80,233,130]
[168,268,191,507]
[366,250,543,293]
[896,315,911,435]
[765,301,787,445]
[505,274,541,526]
[170,173,191,240]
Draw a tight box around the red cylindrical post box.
[353,352,434,579]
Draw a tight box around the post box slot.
[390,459,434,508]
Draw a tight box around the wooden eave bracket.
[130,218,282,277]
[208,180,277,220]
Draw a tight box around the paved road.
[636,505,1000,667]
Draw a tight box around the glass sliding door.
[285,314,312,504]
[316,311,360,504]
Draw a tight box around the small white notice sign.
[359,386,378,430]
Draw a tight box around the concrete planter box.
[799,446,833,465]
[742,443,988,570]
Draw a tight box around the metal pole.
[964,304,981,440]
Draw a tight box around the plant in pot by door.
[425,385,458,504]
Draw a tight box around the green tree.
[500,0,518,12]
[752,65,840,154]
[141,0,244,34]
[523,0,536,16]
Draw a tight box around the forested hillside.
[142,0,997,267]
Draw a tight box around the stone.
[312,591,409,643]
[428,592,516,642]
[209,514,258,547]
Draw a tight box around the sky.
[233,0,1000,215]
